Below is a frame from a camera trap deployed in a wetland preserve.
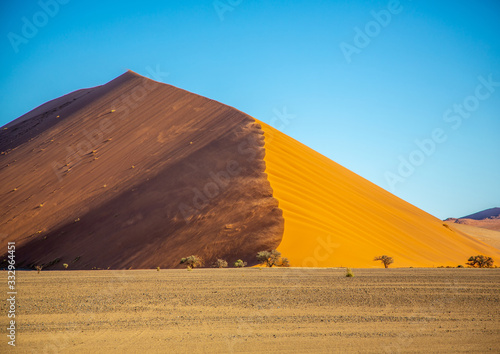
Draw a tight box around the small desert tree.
[234,259,247,268]
[180,255,204,269]
[257,250,282,267]
[374,255,394,268]
[257,250,290,267]
[466,255,494,268]
[212,259,228,268]
[256,251,272,266]
[269,250,282,266]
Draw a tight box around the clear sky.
[1,0,499,219]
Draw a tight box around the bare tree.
[374,255,394,268]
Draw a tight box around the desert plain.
[2,267,499,353]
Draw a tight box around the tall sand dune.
[259,121,500,267]
[0,71,283,269]
[1,71,498,269]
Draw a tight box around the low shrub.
[234,259,247,268]
[212,259,228,268]
[180,255,204,269]
[279,257,290,267]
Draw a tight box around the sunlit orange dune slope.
[258,121,500,267]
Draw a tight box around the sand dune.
[462,207,500,220]
[1,71,498,269]
[445,207,500,232]
[444,222,500,251]
[0,71,283,269]
[259,121,500,267]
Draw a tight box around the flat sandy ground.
[2,268,499,353]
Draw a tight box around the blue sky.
[1,0,499,219]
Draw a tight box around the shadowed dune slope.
[0,71,283,269]
[258,121,500,267]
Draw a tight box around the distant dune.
[462,207,500,220]
[445,207,500,232]
[1,71,499,269]
[443,222,500,251]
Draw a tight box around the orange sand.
[258,121,500,267]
